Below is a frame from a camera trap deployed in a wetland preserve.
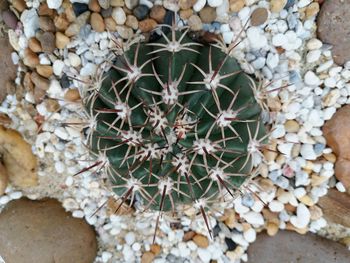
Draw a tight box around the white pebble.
[268,200,284,212]
[47,0,62,9]
[0,195,10,205]
[242,211,264,226]
[307,38,322,50]
[304,71,320,86]
[207,0,223,7]
[300,144,317,160]
[193,0,206,12]
[243,228,256,243]
[53,60,65,76]
[68,53,81,67]
[125,232,136,245]
[272,33,287,47]
[290,203,310,228]
[72,210,85,218]
[335,182,346,192]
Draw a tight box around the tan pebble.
[193,234,209,248]
[138,18,157,33]
[91,12,105,32]
[270,0,287,13]
[23,48,39,68]
[38,3,55,16]
[106,197,134,215]
[311,174,328,186]
[309,205,323,220]
[340,237,350,247]
[324,153,336,163]
[110,0,125,6]
[0,113,12,126]
[31,72,50,91]
[263,145,277,163]
[23,72,34,92]
[250,7,268,26]
[12,0,26,12]
[262,209,279,224]
[179,0,196,10]
[286,223,308,234]
[179,9,193,20]
[188,15,203,31]
[141,252,155,263]
[267,96,281,111]
[183,231,195,241]
[305,2,319,19]
[34,86,46,103]
[56,32,70,49]
[28,37,42,53]
[104,17,117,31]
[0,162,8,196]
[116,25,133,39]
[39,16,56,32]
[298,195,314,206]
[45,99,60,112]
[291,143,301,157]
[258,178,275,192]
[266,222,279,236]
[276,154,286,165]
[150,5,166,23]
[284,120,300,133]
[241,223,251,232]
[89,0,101,12]
[150,244,161,255]
[224,209,236,229]
[304,161,314,170]
[64,89,81,102]
[54,14,70,31]
[125,15,139,30]
[285,203,296,213]
[259,163,268,177]
[36,65,53,78]
[65,5,77,22]
[199,6,216,23]
[229,0,245,12]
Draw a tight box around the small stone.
[290,203,310,229]
[138,18,157,32]
[36,65,53,78]
[305,2,319,19]
[47,0,62,9]
[98,0,110,9]
[242,211,264,226]
[150,244,161,255]
[251,8,268,26]
[179,0,196,9]
[112,7,126,25]
[89,0,101,12]
[188,15,203,31]
[284,120,299,133]
[125,0,139,9]
[91,12,105,32]
[270,0,287,13]
[2,10,18,29]
[28,37,42,53]
[54,14,70,31]
[116,25,133,39]
[304,71,320,86]
[23,48,40,68]
[179,9,193,20]
[12,0,27,12]
[73,3,89,16]
[309,205,323,220]
[133,5,149,20]
[56,32,70,49]
[199,6,216,23]
[64,89,81,102]
[38,3,55,16]
[104,17,117,31]
[141,252,155,263]
[37,32,56,53]
[208,0,223,7]
[229,0,245,12]
[110,0,125,7]
[21,9,39,38]
[266,222,279,236]
[45,99,60,112]
[31,72,50,91]
[65,11,91,37]
[306,38,322,50]
[193,0,206,12]
[150,5,166,23]
[125,15,138,30]
[193,234,209,248]
[39,16,55,32]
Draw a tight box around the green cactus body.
[86,26,267,233]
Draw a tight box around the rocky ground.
[0,0,349,263]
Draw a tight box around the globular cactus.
[83,24,267,238]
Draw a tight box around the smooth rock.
[37,32,56,53]
[188,15,203,31]
[23,48,40,68]
[270,0,287,13]
[2,10,18,29]
[138,18,157,32]
[229,0,245,12]
[0,198,97,263]
[150,5,166,23]
[199,6,216,23]
[12,0,26,12]
[39,16,55,32]
[47,0,62,9]
[21,9,39,38]
[56,32,70,49]
[112,7,126,24]
[73,2,89,16]
[250,8,268,26]
[133,5,149,20]
[90,12,105,32]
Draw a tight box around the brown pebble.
[56,32,70,49]
[266,222,279,236]
[23,48,40,68]
[65,5,77,22]
[64,89,81,102]
[251,8,268,26]
[38,3,55,16]
[37,32,56,53]
[149,5,166,23]
[0,113,12,126]
[141,252,155,263]
[305,2,319,18]
[54,14,70,31]
[179,9,193,20]
[229,0,245,12]
[12,0,26,12]
[89,0,101,12]
[45,99,60,112]
[199,6,216,23]
[125,15,138,30]
[138,18,157,33]
[91,12,105,32]
[104,17,117,31]
[39,16,56,32]
[150,244,161,255]
[270,0,287,13]
[28,37,42,53]
[23,72,34,92]
[193,234,209,248]
[188,15,203,31]
[36,65,53,78]
[179,0,196,10]
[0,162,8,196]
[183,231,195,242]
[31,72,50,91]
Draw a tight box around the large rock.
[317,0,350,65]
[0,36,16,103]
[0,198,97,263]
[247,231,350,263]
[323,105,350,190]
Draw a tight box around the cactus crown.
[84,24,267,237]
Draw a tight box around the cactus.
[83,24,267,238]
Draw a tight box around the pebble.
[193,234,209,248]
[73,3,89,16]
[112,7,126,25]
[53,60,65,76]
[125,0,139,9]
[199,6,216,23]
[64,89,81,101]
[37,32,56,53]
[28,37,42,53]
[138,18,157,33]
[47,0,62,9]
[23,48,40,68]
[270,0,287,13]
[65,11,91,37]
[304,71,320,86]
[290,203,310,229]
[91,12,105,32]
[150,5,166,23]
[56,32,70,49]
[193,0,206,12]
[39,16,55,32]
[2,10,18,30]
[12,0,26,12]
[251,8,268,26]
[307,38,322,50]
[242,212,264,226]
[229,0,245,12]
[36,65,53,78]
[21,9,40,38]
[188,15,203,31]
[133,5,149,20]
[208,0,223,8]
[247,27,268,50]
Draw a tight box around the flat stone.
[0,37,16,103]
[0,198,97,263]
[248,231,350,263]
[317,0,350,65]
[318,188,350,227]
[251,8,268,26]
